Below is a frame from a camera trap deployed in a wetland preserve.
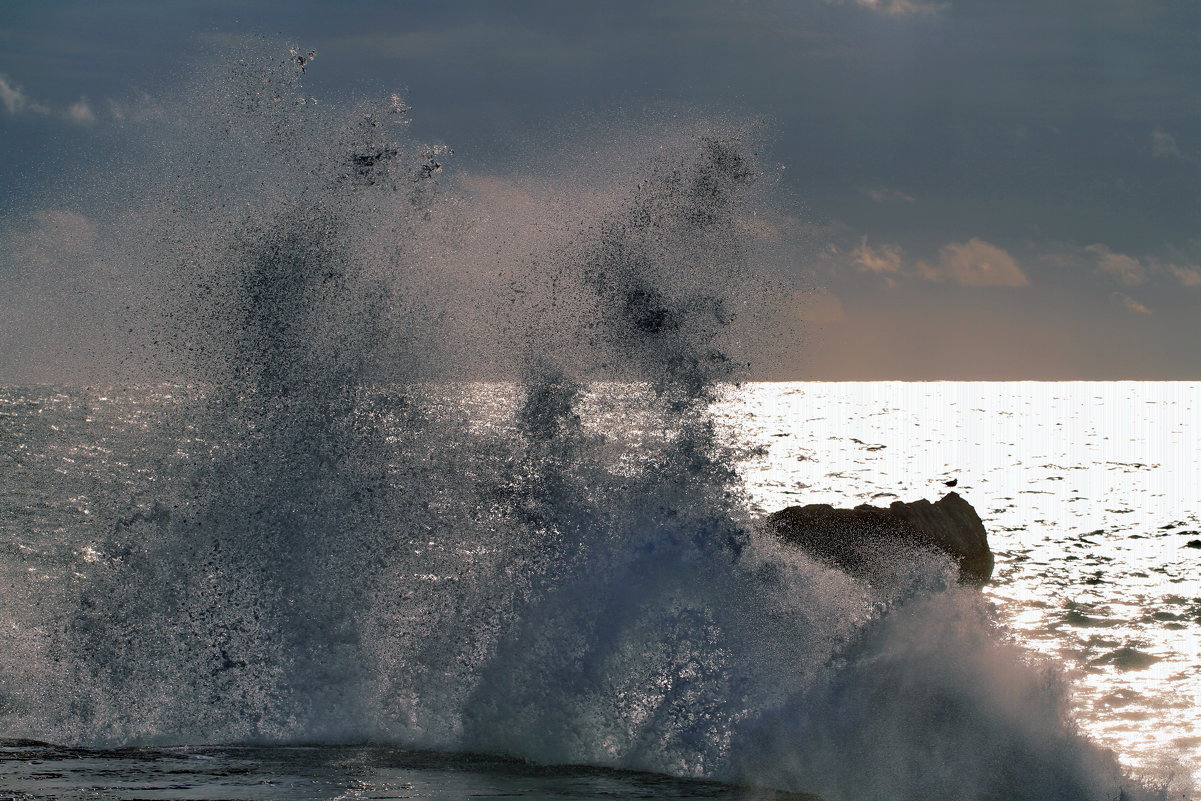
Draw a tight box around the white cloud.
[66,98,96,123]
[865,186,916,204]
[0,73,110,123]
[0,74,27,113]
[851,239,904,275]
[918,238,1029,287]
[1070,242,1201,289]
[832,0,946,15]
[0,74,50,115]
[1112,292,1151,314]
[1084,243,1146,286]
[1165,263,1201,287]
[1150,128,1183,159]
[841,237,1028,288]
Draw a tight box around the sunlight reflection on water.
[717,381,1201,781]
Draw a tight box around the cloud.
[1112,292,1151,314]
[840,237,1028,288]
[66,98,96,123]
[0,73,50,115]
[0,73,111,123]
[1164,263,1201,287]
[831,0,946,15]
[918,238,1029,287]
[851,239,904,275]
[865,186,916,204]
[0,74,27,113]
[1150,128,1183,159]
[1084,243,1146,286]
[1074,243,1201,288]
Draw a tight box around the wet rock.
[765,491,994,585]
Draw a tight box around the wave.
[0,44,1167,801]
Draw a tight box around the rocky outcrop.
[764,491,994,585]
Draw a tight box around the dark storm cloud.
[1,0,1198,379]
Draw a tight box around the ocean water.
[725,381,1201,781]
[1,382,1197,800]
[1,45,1195,801]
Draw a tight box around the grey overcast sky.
[2,0,1199,380]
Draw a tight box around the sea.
[1,381,1197,800]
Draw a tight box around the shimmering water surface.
[723,381,1201,779]
[2,381,1197,799]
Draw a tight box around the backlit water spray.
[0,47,1174,801]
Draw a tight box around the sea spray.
[459,136,766,772]
[23,44,454,742]
[0,46,1169,801]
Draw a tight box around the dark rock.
[1185,539,1201,549]
[765,491,994,585]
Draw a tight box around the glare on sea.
[715,381,1201,782]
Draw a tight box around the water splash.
[0,46,1171,801]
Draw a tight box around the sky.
[1,0,1199,380]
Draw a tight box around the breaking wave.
[0,45,1166,801]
